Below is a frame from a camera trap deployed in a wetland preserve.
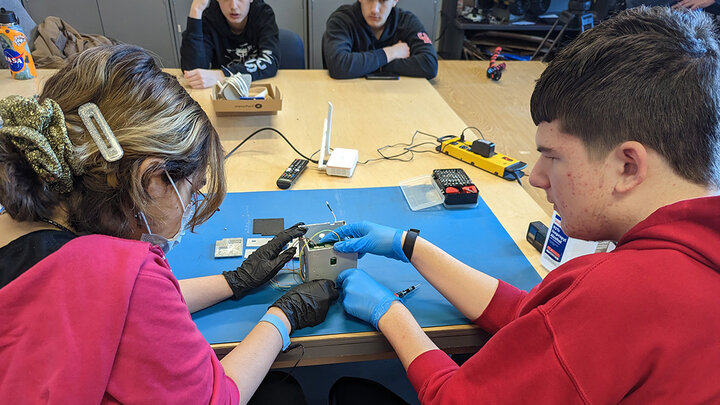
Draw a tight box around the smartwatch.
[402,228,420,261]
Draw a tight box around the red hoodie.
[0,235,239,404]
[407,196,720,404]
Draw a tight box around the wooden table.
[187,69,549,269]
[2,69,551,366]
[432,60,553,217]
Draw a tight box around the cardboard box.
[211,83,282,116]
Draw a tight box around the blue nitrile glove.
[319,221,408,262]
[336,268,401,329]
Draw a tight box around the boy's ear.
[613,141,648,194]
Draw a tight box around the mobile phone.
[365,71,399,80]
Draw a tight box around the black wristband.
[402,228,420,261]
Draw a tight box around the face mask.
[140,171,196,254]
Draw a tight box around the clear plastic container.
[399,175,444,211]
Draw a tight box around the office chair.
[278,28,305,69]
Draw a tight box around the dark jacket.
[707,0,720,14]
[322,2,438,79]
[180,0,279,80]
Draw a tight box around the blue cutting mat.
[166,187,541,344]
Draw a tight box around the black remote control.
[276,159,308,189]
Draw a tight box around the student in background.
[181,0,279,89]
[322,0,438,80]
[672,0,720,13]
[0,45,336,404]
[325,7,720,403]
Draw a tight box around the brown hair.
[0,44,226,237]
[531,7,720,188]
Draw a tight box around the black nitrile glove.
[223,222,307,300]
[271,279,339,331]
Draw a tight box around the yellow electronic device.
[436,136,527,182]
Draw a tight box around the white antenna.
[326,201,337,223]
[318,102,333,170]
[316,102,358,177]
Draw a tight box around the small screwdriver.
[394,283,421,299]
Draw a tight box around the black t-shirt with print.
[180,0,280,80]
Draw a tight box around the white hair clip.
[78,102,123,162]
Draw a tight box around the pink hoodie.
[0,235,239,404]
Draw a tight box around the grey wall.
[22,0,103,34]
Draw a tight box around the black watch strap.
[402,228,420,261]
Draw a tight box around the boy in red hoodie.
[326,6,720,404]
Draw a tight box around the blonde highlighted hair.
[32,44,226,237]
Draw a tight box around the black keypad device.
[432,168,479,205]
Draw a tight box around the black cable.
[308,149,320,161]
[512,170,523,186]
[438,9,466,43]
[357,127,489,164]
[278,343,305,383]
[435,21,449,43]
[224,127,318,163]
[376,141,439,161]
[437,134,456,154]
[462,126,486,140]
[308,147,331,164]
[353,126,525,188]
[224,126,489,168]
[357,130,443,164]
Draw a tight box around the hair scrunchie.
[0,95,82,193]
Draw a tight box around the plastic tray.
[399,175,444,211]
